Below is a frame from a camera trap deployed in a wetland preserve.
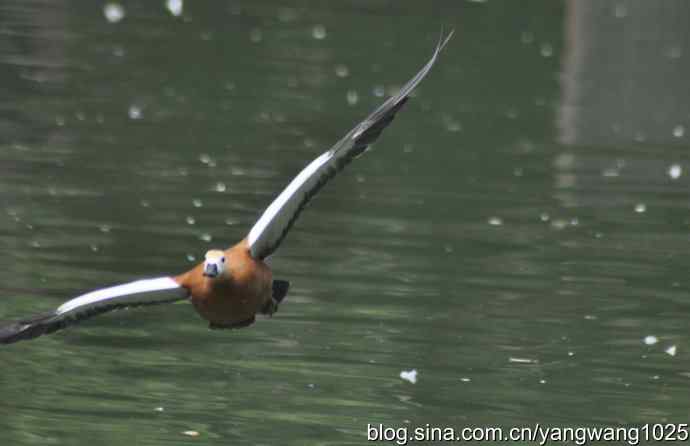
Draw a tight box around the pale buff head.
[203,249,227,278]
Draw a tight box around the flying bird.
[0,31,453,344]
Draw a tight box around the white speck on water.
[584,314,597,320]
[154,406,165,412]
[539,379,547,384]
[249,28,263,43]
[30,240,41,248]
[551,219,568,230]
[90,244,99,252]
[602,168,620,177]
[335,64,349,78]
[224,218,238,226]
[128,105,142,120]
[104,3,125,23]
[520,31,534,44]
[311,24,327,40]
[666,46,682,59]
[568,351,575,357]
[112,45,125,57]
[643,335,658,346]
[199,233,212,242]
[488,217,503,226]
[307,383,315,389]
[570,218,579,226]
[666,345,677,356]
[55,116,65,126]
[668,164,682,179]
[140,199,150,208]
[182,431,199,437]
[460,377,471,382]
[99,224,112,233]
[372,85,385,97]
[509,357,538,364]
[199,153,214,165]
[192,199,203,208]
[186,254,196,262]
[540,43,553,57]
[634,203,646,213]
[400,369,417,384]
[230,167,246,176]
[613,3,627,18]
[673,125,685,138]
[214,182,227,192]
[651,375,660,380]
[185,216,195,225]
[165,0,183,16]
[444,118,462,133]
[346,90,359,106]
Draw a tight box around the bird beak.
[203,262,219,278]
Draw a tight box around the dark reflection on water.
[2,1,690,445]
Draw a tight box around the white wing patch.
[57,277,187,316]
[247,151,332,250]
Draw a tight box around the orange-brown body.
[174,239,272,327]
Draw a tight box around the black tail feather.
[272,280,290,303]
[0,312,60,345]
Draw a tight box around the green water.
[2,1,690,445]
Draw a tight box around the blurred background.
[1,0,689,444]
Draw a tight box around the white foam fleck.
[312,24,327,40]
[673,125,685,138]
[540,43,553,57]
[128,105,142,120]
[346,90,359,106]
[400,369,417,384]
[249,28,263,43]
[668,164,682,179]
[509,357,538,364]
[665,345,677,356]
[165,0,183,16]
[104,3,125,23]
[634,203,646,213]
[335,64,349,78]
[643,335,658,345]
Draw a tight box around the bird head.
[203,249,227,278]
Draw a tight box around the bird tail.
[0,312,61,345]
[272,280,290,303]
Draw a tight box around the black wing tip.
[0,312,58,345]
[437,28,455,53]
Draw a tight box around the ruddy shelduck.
[0,31,452,344]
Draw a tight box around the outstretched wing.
[247,30,453,260]
[0,277,189,344]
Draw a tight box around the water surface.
[2,1,690,445]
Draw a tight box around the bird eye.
[221,257,225,263]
